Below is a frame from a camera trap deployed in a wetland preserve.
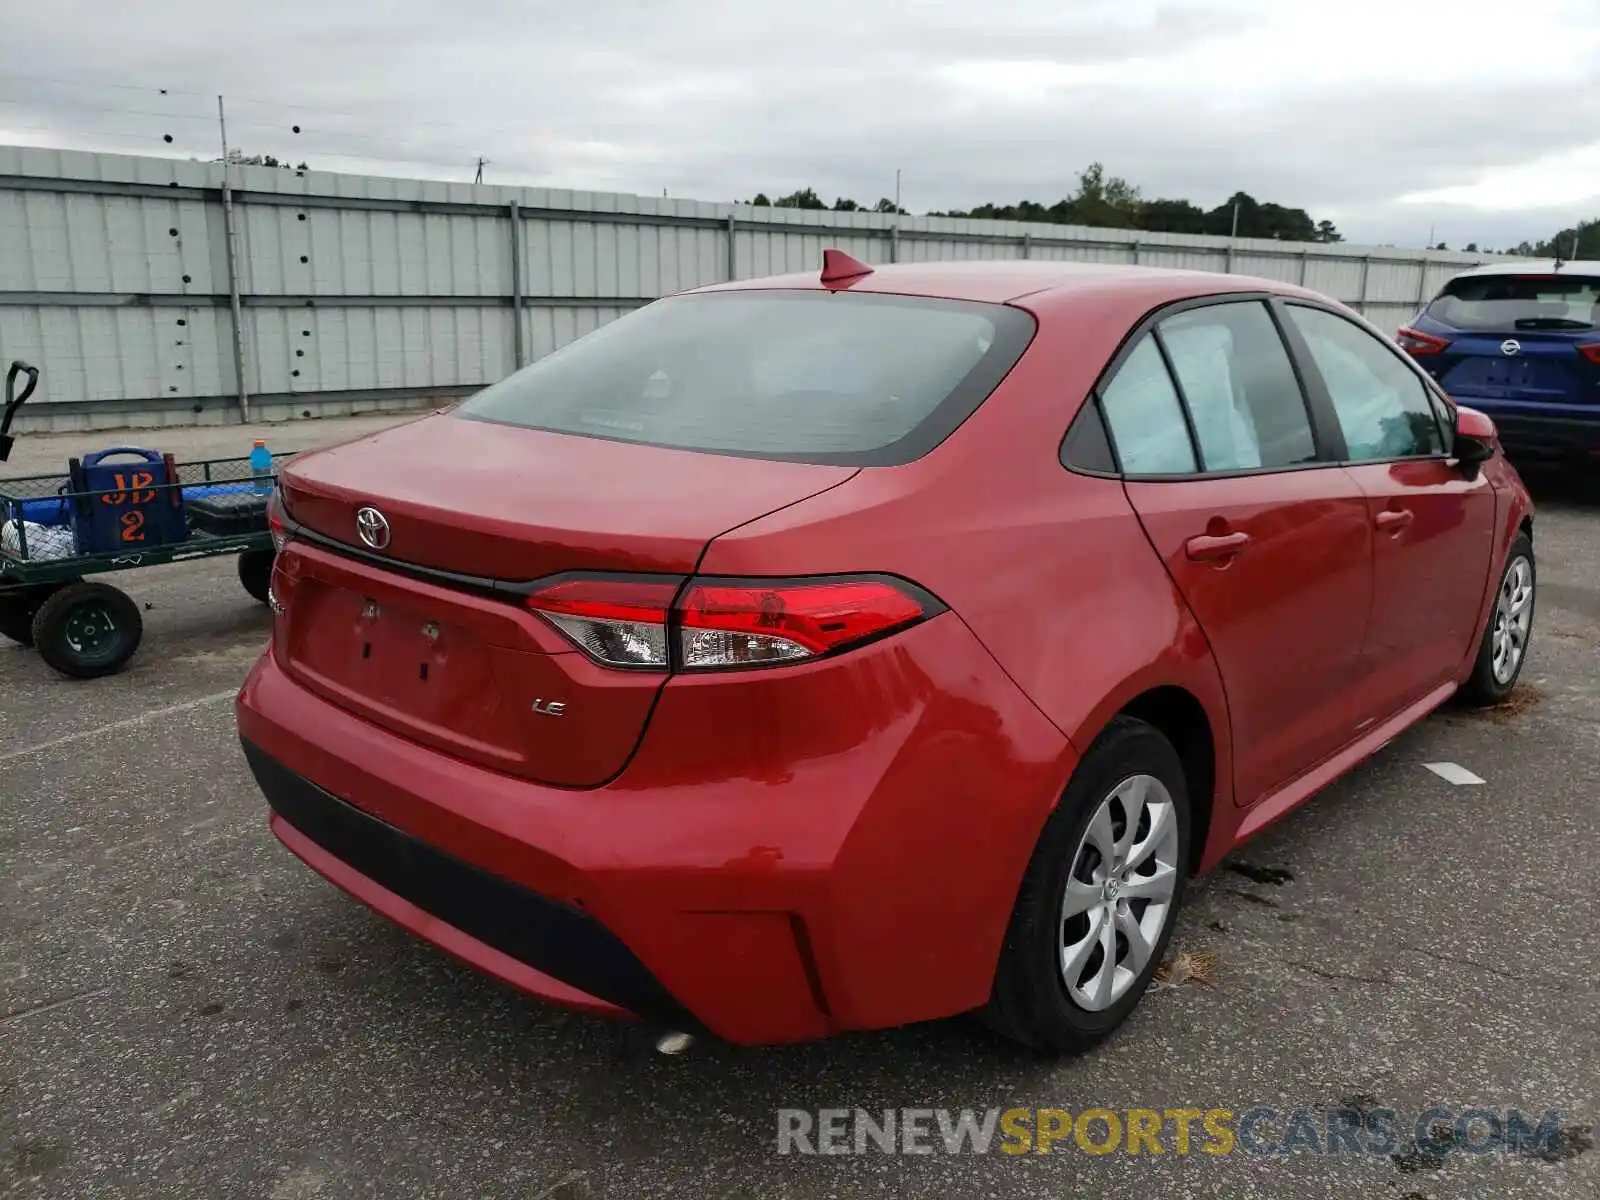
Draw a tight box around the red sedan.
[238,252,1535,1052]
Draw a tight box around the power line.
[0,96,217,124]
[0,93,557,176]
[0,72,553,140]
[0,70,206,98]
[0,101,542,176]
[1,125,523,177]
[0,121,176,146]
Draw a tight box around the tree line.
[741,163,1343,243]
[741,187,906,214]
[1498,217,1600,261]
[1427,218,1599,258]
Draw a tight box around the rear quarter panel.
[700,286,1240,861]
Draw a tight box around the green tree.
[1053,162,1141,228]
[774,188,827,210]
[762,164,1344,242]
[1142,198,1209,234]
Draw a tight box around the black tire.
[0,581,74,647]
[983,716,1191,1054]
[1459,532,1535,707]
[238,549,275,605]
[31,581,144,679]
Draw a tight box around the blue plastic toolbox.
[67,448,189,555]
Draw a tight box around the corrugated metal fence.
[0,145,1507,431]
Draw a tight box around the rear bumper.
[236,616,1071,1044]
[247,743,699,1030]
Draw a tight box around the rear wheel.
[984,716,1190,1054]
[31,581,143,679]
[1460,533,1535,707]
[0,581,73,647]
[238,549,275,605]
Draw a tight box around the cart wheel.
[0,581,75,647]
[31,581,144,679]
[238,549,275,605]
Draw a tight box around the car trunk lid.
[273,414,856,786]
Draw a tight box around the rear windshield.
[456,290,1035,465]
[1426,274,1600,332]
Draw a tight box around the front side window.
[1287,306,1444,461]
[456,290,1034,466]
[1097,336,1196,475]
[1157,302,1316,471]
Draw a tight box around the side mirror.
[1453,405,1497,464]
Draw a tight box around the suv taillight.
[1397,326,1450,356]
[523,574,942,671]
[1577,343,1600,364]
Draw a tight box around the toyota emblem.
[1500,339,1521,356]
[355,506,391,550]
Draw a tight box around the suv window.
[1157,302,1316,471]
[1097,336,1196,475]
[1287,305,1444,461]
[1426,273,1600,332]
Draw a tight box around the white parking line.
[0,689,237,765]
[1422,761,1486,786]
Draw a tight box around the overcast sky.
[5,0,1599,249]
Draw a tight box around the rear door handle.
[1375,509,1414,533]
[1185,531,1251,561]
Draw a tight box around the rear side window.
[1098,337,1197,475]
[456,291,1034,466]
[1287,306,1445,461]
[1157,302,1316,471]
[1426,273,1600,332]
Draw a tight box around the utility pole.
[216,95,250,422]
[891,168,902,264]
[474,156,489,184]
[1230,200,1240,239]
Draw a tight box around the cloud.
[3,0,1599,246]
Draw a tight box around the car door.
[1281,304,1497,714]
[1098,298,1376,809]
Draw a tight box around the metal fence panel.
[0,145,1518,426]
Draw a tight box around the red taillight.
[1577,343,1600,364]
[523,574,940,671]
[524,576,677,624]
[1397,326,1450,356]
[267,490,290,552]
[524,576,679,669]
[679,578,929,666]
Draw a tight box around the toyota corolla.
[238,253,1534,1052]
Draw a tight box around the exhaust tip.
[654,1031,694,1056]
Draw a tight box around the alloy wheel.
[1058,773,1180,1011]
[1491,556,1534,685]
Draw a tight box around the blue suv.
[1400,260,1600,463]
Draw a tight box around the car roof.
[691,259,1324,307]
[1448,259,1600,278]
